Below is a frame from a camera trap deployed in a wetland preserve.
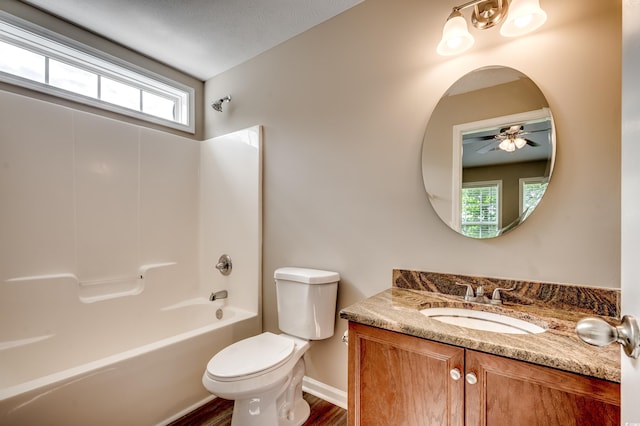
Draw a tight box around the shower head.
[211,95,231,112]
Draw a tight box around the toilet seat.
[206,332,295,382]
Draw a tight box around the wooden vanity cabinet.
[347,322,465,425]
[348,322,620,426]
[465,349,620,426]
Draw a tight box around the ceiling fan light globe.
[514,137,527,149]
[499,139,515,152]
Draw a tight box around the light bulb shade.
[437,13,475,56]
[500,0,547,37]
[514,137,527,149]
[498,139,515,152]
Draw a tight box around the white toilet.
[202,267,340,426]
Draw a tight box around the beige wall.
[204,0,621,392]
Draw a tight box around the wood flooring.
[168,393,347,426]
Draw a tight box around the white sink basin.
[420,307,546,335]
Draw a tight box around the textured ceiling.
[20,0,363,81]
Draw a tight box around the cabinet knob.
[449,368,462,381]
[465,372,478,385]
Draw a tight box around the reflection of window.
[461,181,501,238]
[0,13,193,132]
[520,177,548,220]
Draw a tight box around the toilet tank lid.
[274,267,340,284]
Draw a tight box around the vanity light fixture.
[436,10,475,56]
[437,0,547,56]
[500,0,548,37]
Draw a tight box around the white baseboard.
[302,376,348,410]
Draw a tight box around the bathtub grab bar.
[5,262,177,303]
[79,275,143,286]
[5,263,177,285]
[5,273,79,282]
[79,263,177,303]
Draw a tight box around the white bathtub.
[0,111,263,425]
[0,297,258,425]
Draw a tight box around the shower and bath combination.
[211,95,231,112]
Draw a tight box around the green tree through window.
[461,183,499,238]
[522,180,548,220]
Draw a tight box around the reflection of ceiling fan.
[474,124,542,153]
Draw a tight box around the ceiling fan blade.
[475,140,499,154]
[525,139,540,147]
[463,135,496,144]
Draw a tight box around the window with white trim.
[461,181,501,239]
[520,177,548,220]
[0,12,194,133]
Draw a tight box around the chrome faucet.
[490,286,516,305]
[209,290,228,301]
[215,254,232,275]
[475,286,490,304]
[455,282,476,302]
[454,282,491,304]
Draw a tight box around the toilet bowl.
[202,332,310,426]
[202,267,339,426]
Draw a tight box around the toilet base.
[228,358,310,426]
[279,398,310,426]
[230,396,310,426]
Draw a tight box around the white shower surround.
[0,90,262,424]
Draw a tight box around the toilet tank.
[274,267,339,340]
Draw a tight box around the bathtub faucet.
[210,290,228,301]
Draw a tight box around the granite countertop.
[340,287,621,383]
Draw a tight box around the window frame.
[460,180,502,239]
[451,108,551,229]
[0,11,195,133]
[519,176,549,220]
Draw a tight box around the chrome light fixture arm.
[449,0,510,30]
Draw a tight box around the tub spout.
[209,290,228,301]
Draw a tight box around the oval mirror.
[422,66,555,239]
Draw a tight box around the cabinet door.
[465,349,620,426]
[348,322,465,426]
